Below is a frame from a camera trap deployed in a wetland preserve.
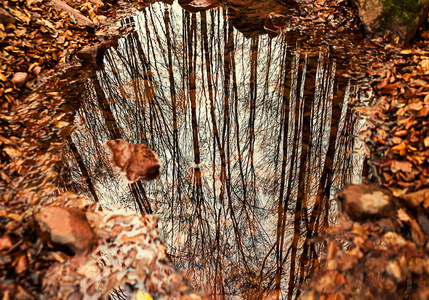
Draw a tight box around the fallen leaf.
[51,251,70,263]
[14,255,27,274]
[402,189,429,207]
[7,213,23,222]
[407,101,423,111]
[391,160,412,173]
[53,120,69,128]
[410,79,428,87]
[0,235,13,251]
[424,137,429,148]
[394,130,408,137]
[3,147,21,158]
[105,139,161,182]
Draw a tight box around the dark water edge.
[50,2,377,298]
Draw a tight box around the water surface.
[60,2,368,298]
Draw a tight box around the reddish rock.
[11,72,29,88]
[105,139,161,182]
[77,40,117,68]
[225,0,295,38]
[0,7,15,24]
[337,184,398,221]
[264,12,289,36]
[77,44,103,67]
[179,0,222,13]
[35,207,96,255]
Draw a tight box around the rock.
[179,0,223,13]
[264,12,289,36]
[351,0,429,45]
[105,139,161,182]
[337,184,397,221]
[225,0,296,38]
[77,44,100,66]
[76,40,117,67]
[0,7,15,24]
[35,207,96,255]
[11,72,29,88]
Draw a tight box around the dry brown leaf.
[394,130,408,137]
[53,120,69,128]
[0,235,13,251]
[51,251,70,263]
[424,137,429,148]
[410,79,428,87]
[402,189,429,207]
[391,160,412,173]
[14,255,27,274]
[3,147,21,158]
[7,213,23,222]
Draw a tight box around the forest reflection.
[60,2,366,299]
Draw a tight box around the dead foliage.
[0,0,201,298]
[300,16,429,300]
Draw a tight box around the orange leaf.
[0,235,12,251]
[391,160,412,173]
[14,255,27,274]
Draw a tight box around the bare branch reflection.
[60,3,366,299]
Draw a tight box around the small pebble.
[32,66,42,76]
[12,72,29,88]
[97,15,107,22]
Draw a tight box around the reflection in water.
[60,2,366,299]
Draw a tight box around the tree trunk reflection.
[60,3,366,298]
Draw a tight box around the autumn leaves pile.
[0,0,199,299]
[300,23,429,299]
[2,0,429,298]
[362,48,429,195]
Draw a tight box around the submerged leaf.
[105,139,161,182]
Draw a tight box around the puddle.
[59,2,369,298]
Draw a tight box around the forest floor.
[0,0,202,299]
[1,0,429,299]
[301,18,429,299]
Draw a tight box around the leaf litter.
[0,0,203,298]
[300,15,429,300]
[2,0,429,298]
